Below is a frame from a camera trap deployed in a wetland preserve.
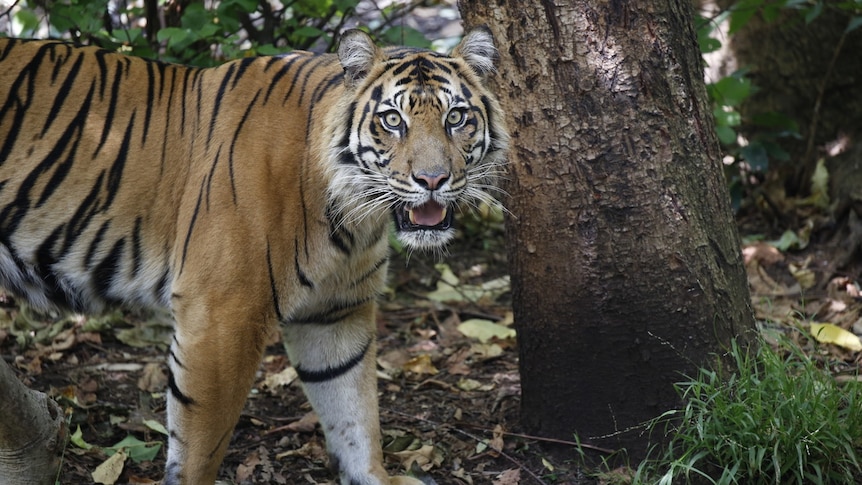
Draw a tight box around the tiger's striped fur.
[0,28,507,485]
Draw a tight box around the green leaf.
[768,229,801,251]
[716,125,737,145]
[710,75,752,107]
[729,0,763,34]
[181,3,210,31]
[157,27,189,45]
[105,435,162,464]
[143,419,169,436]
[13,9,40,35]
[713,107,741,127]
[71,426,94,450]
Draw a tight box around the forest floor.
[2,207,862,485]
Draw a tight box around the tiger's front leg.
[163,294,270,485]
[282,302,420,485]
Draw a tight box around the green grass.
[633,337,862,485]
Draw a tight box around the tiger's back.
[0,30,506,485]
[0,39,348,315]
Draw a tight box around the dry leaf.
[402,354,438,375]
[810,323,862,351]
[137,363,167,393]
[493,468,521,485]
[92,448,127,485]
[388,444,440,471]
[458,319,516,343]
[262,366,298,390]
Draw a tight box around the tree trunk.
[0,358,66,485]
[459,0,756,460]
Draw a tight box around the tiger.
[0,27,507,485]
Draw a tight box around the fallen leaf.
[457,378,493,392]
[92,448,127,485]
[810,323,862,351]
[71,425,94,450]
[105,435,161,463]
[144,419,168,436]
[262,366,298,391]
[458,319,516,343]
[493,468,521,485]
[138,363,167,393]
[402,354,438,375]
[236,448,262,483]
[388,444,441,472]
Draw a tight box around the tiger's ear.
[338,29,381,87]
[451,26,499,79]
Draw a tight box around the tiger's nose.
[412,170,450,191]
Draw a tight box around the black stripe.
[205,146,222,210]
[93,59,125,157]
[161,66,178,175]
[207,63,237,147]
[94,50,109,98]
[296,57,336,106]
[102,111,135,209]
[286,296,372,325]
[295,337,371,383]
[267,241,284,322]
[179,178,206,275]
[167,369,196,406]
[40,52,85,137]
[92,236,125,302]
[231,57,256,89]
[142,60,155,146]
[36,81,97,206]
[263,54,304,103]
[227,89,262,205]
[131,217,143,277]
[294,240,313,288]
[352,257,387,287]
[85,220,111,269]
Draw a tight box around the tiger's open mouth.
[394,201,453,231]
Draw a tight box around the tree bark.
[460,0,756,459]
[0,358,66,485]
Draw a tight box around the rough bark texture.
[0,358,66,485]
[459,0,756,459]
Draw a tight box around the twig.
[455,422,616,455]
[384,407,552,485]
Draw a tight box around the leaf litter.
[2,219,861,484]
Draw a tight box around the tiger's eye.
[446,109,464,126]
[382,111,402,129]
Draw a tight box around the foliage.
[3,0,434,64]
[696,0,862,207]
[633,337,862,484]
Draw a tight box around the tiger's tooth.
[408,209,416,225]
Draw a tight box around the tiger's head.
[328,27,508,250]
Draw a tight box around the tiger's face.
[330,28,508,250]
